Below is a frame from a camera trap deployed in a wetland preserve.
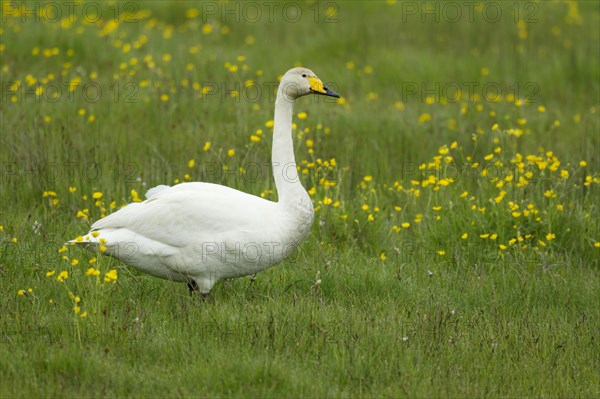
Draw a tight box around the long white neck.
[271,85,311,211]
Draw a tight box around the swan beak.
[309,77,340,98]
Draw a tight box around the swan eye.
[302,73,307,78]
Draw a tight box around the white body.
[69,68,336,294]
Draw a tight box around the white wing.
[91,182,279,248]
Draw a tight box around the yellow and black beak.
[308,77,340,98]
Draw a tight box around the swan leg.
[188,276,216,300]
[187,280,198,295]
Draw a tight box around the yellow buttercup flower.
[104,269,118,283]
[418,113,432,123]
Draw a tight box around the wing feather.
[91,182,277,248]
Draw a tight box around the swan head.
[280,67,340,100]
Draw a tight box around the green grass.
[1,1,599,397]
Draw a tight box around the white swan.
[69,67,340,297]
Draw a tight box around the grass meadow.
[1,1,599,397]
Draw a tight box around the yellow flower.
[17,289,25,296]
[546,233,556,241]
[160,94,169,102]
[188,159,195,168]
[297,112,308,119]
[308,187,316,196]
[250,135,261,142]
[361,204,369,211]
[265,120,274,128]
[227,149,235,157]
[131,189,141,202]
[579,160,587,167]
[92,192,103,199]
[418,113,432,123]
[401,222,410,229]
[56,271,69,282]
[203,141,211,151]
[363,176,373,182]
[104,269,118,283]
[379,252,386,261]
[305,139,314,148]
[86,267,100,276]
[46,270,56,277]
[461,233,468,240]
[367,214,374,222]
[437,250,445,256]
[323,197,333,205]
[70,259,79,266]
